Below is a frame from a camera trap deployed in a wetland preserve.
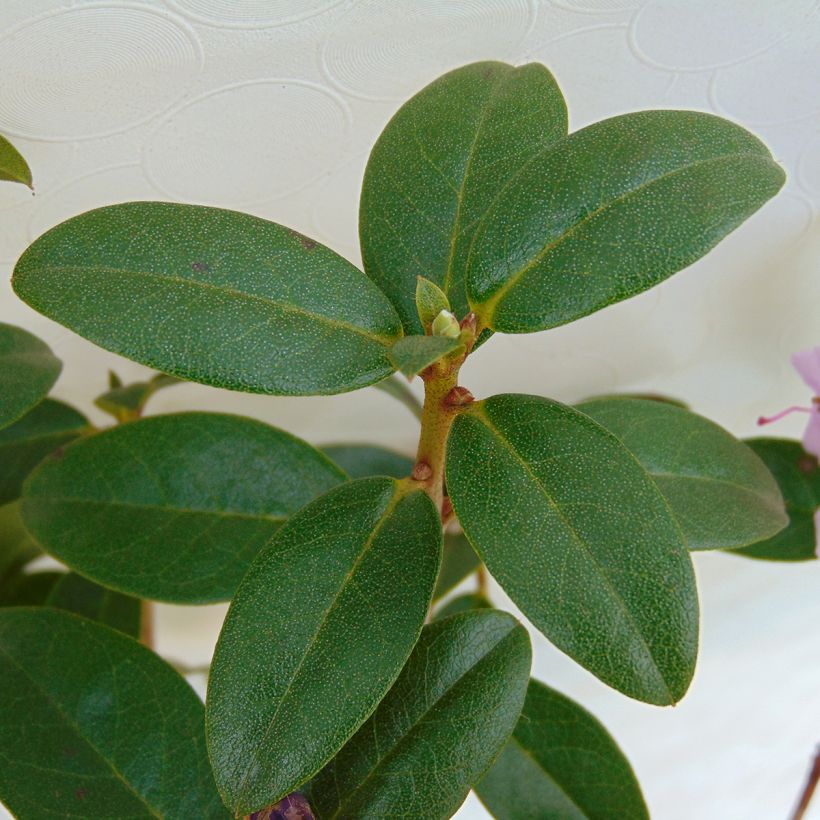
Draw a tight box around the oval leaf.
[0,608,226,818]
[0,397,88,505]
[476,679,649,820]
[432,592,491,621]
[322,444,414,479]
[468,111,785,332]
[307,610,531,819]
[21,412,346,602]
[389,334,462,377]
[433,531,482,601]
[0,323,61,429]
[0,502,40,585]
[733,439,820,562]
[0,134,32,188]
[578,397,787,550]
[206,477,442,815]
[13,202,403,396]
[361,61,568,333]
[446,394,698,705]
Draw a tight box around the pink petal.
[792,347,820,394]
[803,408,820,461]
[814,508,820,559]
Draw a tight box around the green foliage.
[433,531,482,600]
[0,502,40,586]
[0,135,32,188]
[433,592,491,621]
[95,371,180,421]
[416,276,451,331]
[390,334,462,376]
[322,443,414,479]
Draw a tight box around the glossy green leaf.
[21,412,346,603]
[578,397,787,550]
[360,61,567,333]
[307,610,531,819]
[476,679,649,820]
[46,573,142,638]
[733,439,820,562]
[432,592,491,621]
[0,608,227,818]
[416,276,451,330]
[446,394,698,705]
[433,531,482,601]
[95,371,181,421]
[0,398,88,505]
[0,134,32,188]
[371,374,423,419]
[0,570,63,606]
[468,111,785,332]
[322,443,414,479]
[206,477,442,815]
[389,334,462,377]
[0,323,61,430]
[0,502,41,585]
[13,202,404,396]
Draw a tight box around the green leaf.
[389,334,462,377]
[307,610,531,819]
[733,439,820,562]
[416,276,451,330]
[432,592,491,621]
[476,679,649,820]
[0,570,63,606]
[206,477,442,815]
[578,397,788,550]
[322,444,414,479]
[0,398,88,505]
[21,412,346,603]
[0,608,227,818]
[360,61,567,334]
[0,134,32,188]
[0,323,61,430]
[433,531,482,601]
[0,502,40,586]
[13,202,404,396]
[371,374,423,419]
[446,394,698,705]
[95,371,181,421]
[468,111,785,333]
[47,573,142,638]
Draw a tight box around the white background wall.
[2,2,820,818]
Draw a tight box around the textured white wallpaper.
[1,2,819,818]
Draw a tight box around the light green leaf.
[360,61,567,333]
[0,134,32,188]
[95,371,181,421]
[476,679,649,820]
[416,276,451,330]
[468,111,785,332]
[21,412,346,603]
[322,444,414,479]
[733,439,820,562]
[578,397,787,550]
[433,531,481,601]
[206,477,442,815]
[389,334,462,377]
[307,610,531,819]
[432,592,491,621]
[446,394,698,705]
[0,323,61,430]
[13,202,404,396]
[0,608,227,818]
[0,398,88,505]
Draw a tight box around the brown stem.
[477,565,488,596]
[791,746,820,820]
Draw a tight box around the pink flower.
[758,347,820,460]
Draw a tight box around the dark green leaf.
[322,444,414,479]
[13,202,403,396]
[0,570,63,606]
[308,610,531,819]
[0,134,32,188]
[433,531,481,601]
[0,398,88,505]
[21,412,346,603]
[46,573,142,638]
[371,374,423,419]
[446,394,698,705]
[578,397,787,550]
[468,111,785,333]
[416,276,451,330]
[206,477,442,815]
[432,592,491,621]
[95,371,181,421]
[733,439,820,562]
[389,335,462,377]
[0,608,227,818]
[476,679,648,820]
[0,502,41,586]
[0,323,61,430]
[361,61,567,333]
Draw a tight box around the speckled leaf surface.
[433,531,481,601]
[21,412,346,602]
[389,334,462,377]
[360,61,567,333]
[579,397,787,550]
[0,323,61,430]
[467,111,785,333]
[0,398,88,505]
[446,394,698,705]
[322,443,414,479]
[13,202,404,396]
[46,572,142,638]
[206,477,441,816]
[476,679,649,820]
[307,610,531,819]
[0,608,227,819]
[0,134,32,188]
[733,439,820,562]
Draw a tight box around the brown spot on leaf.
[798,455,817,474]
[191,261,210,273]
[287,227,318,250]
[75,787,87,801]
[51,447,65,460]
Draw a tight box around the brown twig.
[790,746,820,820]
